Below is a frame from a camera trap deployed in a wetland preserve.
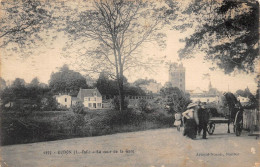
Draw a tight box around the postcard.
[0,0,259,167]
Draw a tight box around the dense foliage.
[0,78,57,112]
[95,72,146,97]
[49,65,88,96]
[160,86,191,113]
[175,0,259,74]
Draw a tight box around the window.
[88,98,90,101]
[97,103,101,107]
[88,103,92,107]
[65,98,67,102]
[94,98,96,101]
[180,79,182,82]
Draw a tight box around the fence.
[243,109,260,133]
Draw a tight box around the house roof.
[72,97,81,101]
[54,94,71,98]
[77,88,102,100]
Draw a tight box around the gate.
[243,109,260,134]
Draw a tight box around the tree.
[96,71,146,97]
[0,77,7,91]
[175,0,259,74]
[49,65,88,95]
[11,78,26,88]
[133,78,157,87]
[124,86,146,96]
[0,0,54,54]
[160,86,191,113]
[29,77,40,87]
[1,77,52,111]
[236,88,253,97]
[62,0,171,112]
[95,71,119,96]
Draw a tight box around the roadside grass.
[1,108,174,145]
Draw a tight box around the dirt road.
[1,124,259,167]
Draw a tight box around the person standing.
[182,103,199,139]
[197,103,209,139]
[174,111,182,131]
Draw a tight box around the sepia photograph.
[0,0,259,167]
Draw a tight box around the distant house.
[190,95,219,103]
[237,95,250,104]
[71,97,81,106]
[188,87,220,103]
[77,88,102,109]
[55,94,72,108]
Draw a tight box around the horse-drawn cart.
[206,92,244,136]
[207,112,243,136]
[207,117,229,135]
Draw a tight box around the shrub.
[137,99,150,113]
[40,95,58,111]
[112,97,129,110]
[73,114,85,135]
[71,102,85,115]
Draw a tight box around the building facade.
[55,94,72,108]
[169,63,186,92]
[77,88,102,109]
[188,86,220,104]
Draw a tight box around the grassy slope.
[1,109,174,145]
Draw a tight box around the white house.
[77,88,102,109]
[188,87,220,103]
[190,95,219,103]
[237,95,250,103]
[55,94,72,108]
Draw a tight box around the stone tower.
[169,63,186,92]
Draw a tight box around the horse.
[223,92,243,134]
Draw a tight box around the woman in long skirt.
[182,103,199,139]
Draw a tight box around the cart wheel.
[207,123,215,135]
[235,123,242,136]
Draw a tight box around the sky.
[1,29,258,94]
[0,1,258,94]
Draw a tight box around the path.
[1,124,259,167]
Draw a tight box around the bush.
[73,114,86,135]
[71,102,85,115]
[137,99,151,113]
[112,96,129,110]
[40,95,58,111]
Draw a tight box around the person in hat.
[182,103,199,139]
[197,102,209,139]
